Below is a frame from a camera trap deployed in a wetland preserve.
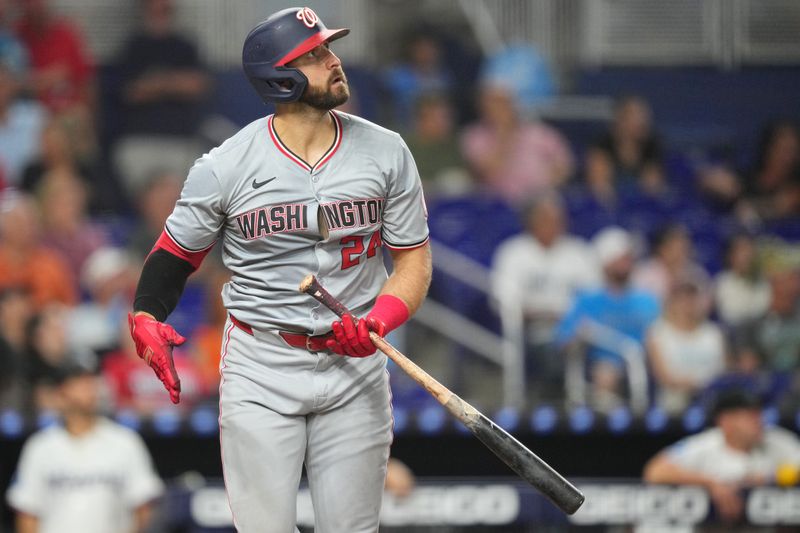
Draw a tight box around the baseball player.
[127,6,432,533]
[6,363,164,533]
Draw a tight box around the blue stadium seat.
[563,186,621,239]
[764,218,800,241]
[426,194,521,331]
[427,194,521,267]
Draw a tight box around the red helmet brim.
[275,28,350,67]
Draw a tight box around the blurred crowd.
[0,0,799,420]
[0,0,220,418]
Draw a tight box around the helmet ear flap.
[246,67,308,104]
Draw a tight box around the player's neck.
[273,106,335,164]
[64,413,98,437]
[724,434,754,453]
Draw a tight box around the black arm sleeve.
[133,249,195,322]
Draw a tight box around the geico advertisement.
[186,481,800,527]
[571,485,800,526]
[190,484,520,527]
[569,485,709,525]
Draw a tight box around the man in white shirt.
[6,363,164,533]
[491,192,600,398]
[643,389,800,522]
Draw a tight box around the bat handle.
[299,274,353,318]
[301,274,455,407]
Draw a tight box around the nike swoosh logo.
[253,177,277,189]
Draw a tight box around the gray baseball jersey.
[164,110,429,335]
[162,110,429,532]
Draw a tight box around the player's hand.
[128,312,185,404]
[326,314,385,357]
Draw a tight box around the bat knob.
[299,274,316,293]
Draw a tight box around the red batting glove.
[326,314,378,357]
[128,312,186,404]
[326,295,409,357]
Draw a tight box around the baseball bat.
[299,274,585,515]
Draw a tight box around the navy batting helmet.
[242,7,350,104]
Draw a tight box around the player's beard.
[300,75,349,110]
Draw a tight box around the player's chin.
[330,81,350,100]
[328,87,350,108]
[301,85,349,110]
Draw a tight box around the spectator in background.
[405,93,467,194]
[698,163,742,216]
[556,227,660,411]
[586,95,665,194]
[646,278,727,414]
[0,287,34,411]
[633,224,710,303]
[6,362,164,533]
[20,118,96,202]
[382,29,455,130]
[739,120,800,222]
[491,192,600,399]
[581,134,618,209]
[68,247,136,357]
[0,192,77,308]
[461,81,574,207]
[735,264,800,398]
[126,170,184,262]
[643,389,800,522]
[714,233,770,328]
[24,305,95,412]
[16,0,94,113]
[119,0,210,136]
[114,0,211,195]
[37,168,108,281]
[16,0,96,163]
[0,30,46,188]
[104,317,206,415]
[559,149,623,240]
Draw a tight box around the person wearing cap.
[6,362,164,533]
[67,247,137,355]
[643,389,800,522]
[555,226,660,410]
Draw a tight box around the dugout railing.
[410,239,527,408]
[416,239,649,412]
[565,319,650,415]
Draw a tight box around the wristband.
[367,294,409,334]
